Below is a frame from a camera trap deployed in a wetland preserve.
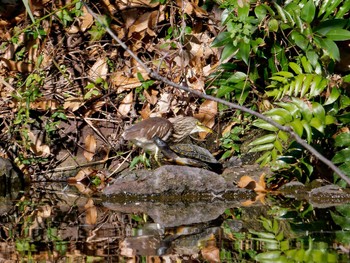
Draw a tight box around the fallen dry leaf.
[27,130,50,158]
[237,173,267,193]
[68,167,96,183]
[118,91,134,116]
[201,239,220,263]
[84,134,97,161]
[85,198,97,225]
[140,103,151,119]
[143,88,158,105]
[88,57,108,82]
[110,72,141,92]
[30,99,59,111]
[195,99,217,139]
[64,97,84,112]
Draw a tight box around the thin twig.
[82,2,350,186]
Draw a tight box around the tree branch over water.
[83,2,350,186]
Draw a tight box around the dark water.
[0,182,349,262]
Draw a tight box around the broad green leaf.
[237,41,250,65]
[308,75,324,98]
[289,119,304,137]
[278,130,289,142]
[227,71,247,83]
[265,108,293,123]
[253,120,279,131]
[291,31,309,50]
[301,56,313,73]
[275,102,300,117]
[236,89,249,105]
[249,143,275,152]
[324,87,341,105]
[255,251,281,261]
[334,132,350,147]
[256,151,272,165]
[301,120,312,143]
[325,115,337,125]
[221,42,238,61]
[312,102,325,122]
[274,2,287,23]
[211,32,231,47]
[326,29,350,41]
[274,139,283,153]
[216,85,235,98]
[270,76,289,83]
[268,18,279,32]
[331,211,350,229]
[314,37,340,61]
[255,5,267,22]
[292,98,312,121]
[301,0,315,23]
[310,117,324,133]
[300,74,314,97]
[289,62,303,75]
[293,74,305,97]
[332,148,350,164]
[306,50,319,67]
[339,162,350,175]
[269,115,286,125]
[274,71,294,78]
[249,134,277,146]
[237,3,249,20]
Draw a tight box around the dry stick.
[83,2,350,186]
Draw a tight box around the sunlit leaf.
[289,119,304,137]
[289,62,303,75]
[312,102,325,122]
[211,32,231,47]
[332,148,350,164]
[249,134,277,146]
[238,42,250,65]
[249,143,275,152]
[253,120,279,131]
[301,120,312,143]
[255,5,267,22]
[334,132,350,147]
[314,37,340,61]
[310,117,324,133]
[301,0,315,23]
[221,42,238,61]
[326,29,350,41]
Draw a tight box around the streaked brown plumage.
[122,116,211,154]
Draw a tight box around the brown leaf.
[118,91,134,116]
[143,88,158,105]
[88,57,108,82]
[30,99,59,111]
[202,241,220,263]
[140,103,151,120]
[110,72,141,92]
[195,100,217,139]
[27,131,50,157]
[84,134,97,161]
[64,97,84,112]
[80,6,94,32]
[156,92,172,115]
[237,174,267,193]
[67,167,95,183]
[85,199,97,225]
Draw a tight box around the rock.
[103,165,227,196]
